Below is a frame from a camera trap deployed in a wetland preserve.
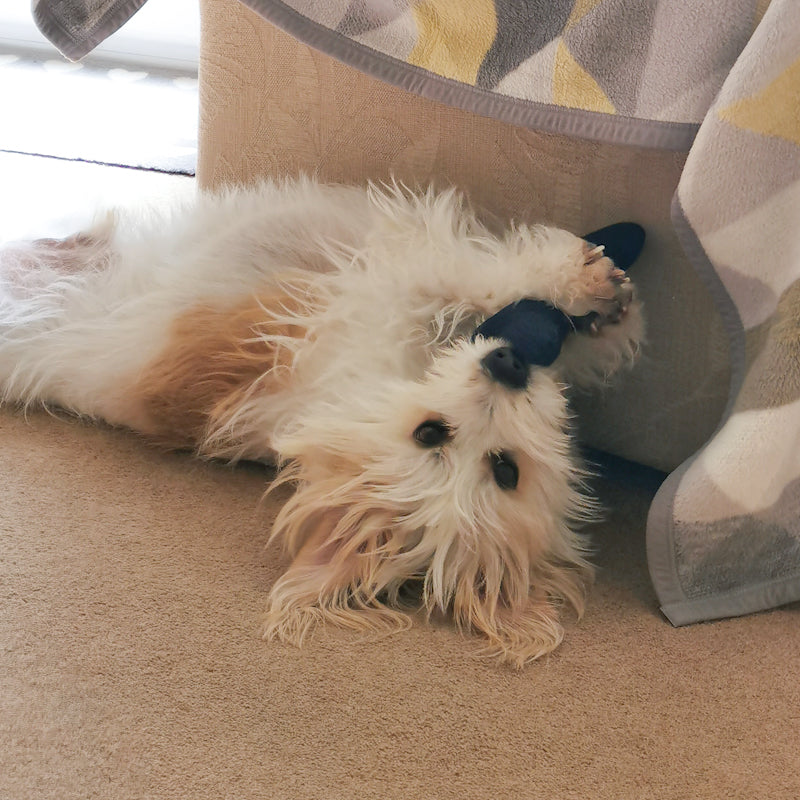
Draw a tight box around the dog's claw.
[573,261,635,335]
[585,245,606,265]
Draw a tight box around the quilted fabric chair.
[195,0,733,475]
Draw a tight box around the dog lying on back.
[0,178,643,666]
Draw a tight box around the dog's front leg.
[410,226,630,319]
[424,229,644,386]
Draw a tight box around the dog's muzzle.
[480,345,529,389]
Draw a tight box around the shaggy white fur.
[0,178,644,666]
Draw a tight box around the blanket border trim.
[659,572,800,626]
[646,195,800,626]
[241,0,698,152]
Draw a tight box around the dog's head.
[264,335,594,667]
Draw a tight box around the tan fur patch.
[132,292,307,454]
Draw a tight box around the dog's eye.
[413,419,452,448]
[490,452,519,491]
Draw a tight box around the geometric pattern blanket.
[32,0,800,627]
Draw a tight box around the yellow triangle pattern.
[718,57,800,146]
[409,0,497,85]
[553,40,615,114]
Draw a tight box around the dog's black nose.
[481,346,529,389]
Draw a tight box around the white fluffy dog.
[0,179,643,666]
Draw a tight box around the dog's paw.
[556,295,644,388]
[556,242,635,326]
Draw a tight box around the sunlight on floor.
[0,0,199,173]
[0,152,194,243]
[0,53,197,174]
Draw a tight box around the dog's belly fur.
[0,182,372,440]
[0,181,482,455]
[0,178,644,666]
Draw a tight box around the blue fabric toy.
[472,222,645,367]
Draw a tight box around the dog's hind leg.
[0,216,157,423]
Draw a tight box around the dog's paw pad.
[565,243,636,327]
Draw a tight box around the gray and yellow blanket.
[33,0,800,627]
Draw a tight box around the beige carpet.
[2,407,798,799]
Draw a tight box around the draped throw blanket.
[33,0,800,627]
[32,0,148,61]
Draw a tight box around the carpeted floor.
[1,155,798,799]
[2,408,799,800]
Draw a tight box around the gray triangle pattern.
[634,0,759,121]
[562,0,656,116]
[675,477,800,600]
[475,0,574,91]
[736,280,800,411]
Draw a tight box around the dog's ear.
[263,502,359,645]
[264,479,412,644]
[583,222,645,269]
